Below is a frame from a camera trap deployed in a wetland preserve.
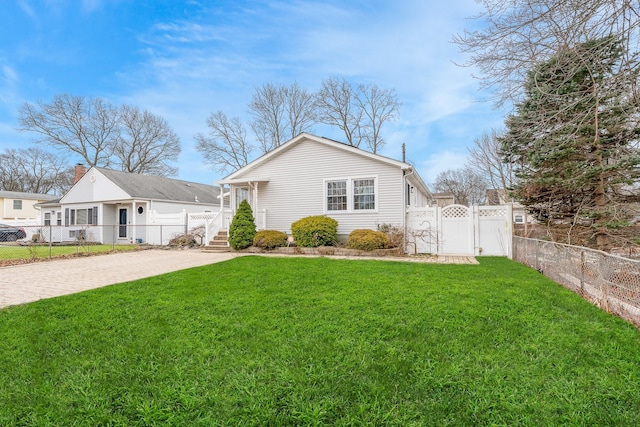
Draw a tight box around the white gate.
[441,205,473,255]
[477,205,511,256]
[406,204,512,257]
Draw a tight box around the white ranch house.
[38,167,220,245]
[204,133,433,243]
[201,133,513,256]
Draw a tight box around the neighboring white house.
[215,133,432,239]
[0,191,58,225]
[38,167,220,244]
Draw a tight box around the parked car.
[0,224,27,242]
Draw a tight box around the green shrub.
[253,230,288,249]
[291,216,338,247]
[228,200,256,250]
[346,229,389,251]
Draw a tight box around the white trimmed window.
[65,207,98,225]
[325,177,377,212]
[327,180,347,211]
[13,200,22,210]
[353,178,375,210]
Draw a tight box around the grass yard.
[1,256,639,426]
[0,244,138,261]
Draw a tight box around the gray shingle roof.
[96,168,220,205]
[0,191,59,201]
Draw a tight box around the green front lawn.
[1,256,639,425]
[0,244,138,260]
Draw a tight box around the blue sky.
[0,0,505,185]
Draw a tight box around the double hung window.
[325,177,376,212]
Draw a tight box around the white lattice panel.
[479,207,507,217]
[442,205,469,219]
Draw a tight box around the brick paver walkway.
[0,250,237,309]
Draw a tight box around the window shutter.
[64,208,69,226]
[92,206,98,225]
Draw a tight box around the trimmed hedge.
[253,230,288,249]
[228,200,256,250]
[291,216,338,247]
[346,229,389,251]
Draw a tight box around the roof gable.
[219,133,431,197]
[220,133,411,182]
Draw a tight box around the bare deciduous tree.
[115,105,181,176]
[19,94,118,168]
[433,167,488,206]
[201,78,400,172]
[18,93,181,177]
[467,129,517,191]
[316,77,399,152]
[356,83,399,154]
[454,0,640,106]
[284,82,317,140]
[195,111,253,174]
[249,82,317,153]
[0,147,71,194]
[249,83,287,153]
[316,76,364,147]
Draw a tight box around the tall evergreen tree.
[502,37,640,246]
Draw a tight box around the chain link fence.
[513,236,640,327]
[0,224,193,262]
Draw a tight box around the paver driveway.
[0,249,237,309]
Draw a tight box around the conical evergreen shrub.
[228,200,256,250]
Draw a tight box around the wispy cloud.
[18,0,37,20]
[0,0,503,184]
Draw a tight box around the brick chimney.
[74,164,87,184]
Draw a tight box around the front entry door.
[119,208,127,238]
[235,186,250,209]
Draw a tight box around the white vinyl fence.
[406,204,513,256]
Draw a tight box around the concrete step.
[202,245,231,253]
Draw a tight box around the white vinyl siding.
[228,139,407,235]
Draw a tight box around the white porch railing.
[188,208,266,245]
[188,209,232,244]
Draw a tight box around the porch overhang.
[215,178,270,185]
